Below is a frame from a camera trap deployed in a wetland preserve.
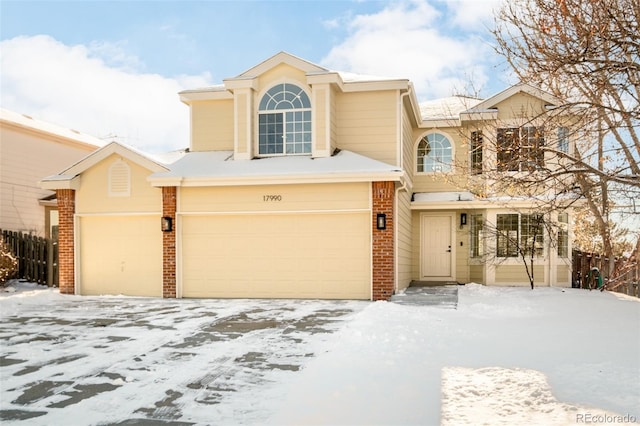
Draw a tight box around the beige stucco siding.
[396,189,412,292]
[180,212,371,299]
[78,215,162,296]
[335,91,398,166]
[557,264,570,284]
[257,64,308,91]
[180,183,369,213]
[495,264,545,285]
[76,154,161,214]
[455,221,470,283]
[495,93,548,121]
[190,100,234,152]
[470,265,483,283]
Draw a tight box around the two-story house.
[1,108,101,238]
[41,52,575,300]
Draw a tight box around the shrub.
[0,239,18,285]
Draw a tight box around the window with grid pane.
[258,83,311,156]
[557,213,569,257]
[497,214,519,257]
[470,214,484,258]
[496,213,544,258]
[470,130,483,174]
[521,213,544,256]
[497,127,545,172]
[417,133,452,172]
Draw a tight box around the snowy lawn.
[1,282,639,425]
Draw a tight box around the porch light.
[460,213,467,226]
[161,216,173,232]
[377,213,387,230]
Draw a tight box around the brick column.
[162,187,177,298]
[372,181,395,301]
[56,189,75,295]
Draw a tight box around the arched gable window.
[417,133,453,172]
[258,83,312,156]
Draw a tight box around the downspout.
[395,90,411,294]
[393,178,407,294]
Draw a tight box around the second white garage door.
[180,212,371,299]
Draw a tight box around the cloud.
[322,0,500,99]
[0,35,211,153]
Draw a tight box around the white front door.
[421,214,453,279]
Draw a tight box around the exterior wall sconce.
[377,213,387,230]
[460,213,467,227]
[161,216,173,232]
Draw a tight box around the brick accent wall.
[56,189,75,295]
[162,187,177,298]
[372,181,395,300]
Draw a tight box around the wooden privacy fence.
[572,249,639,297]
[1,229,58,286]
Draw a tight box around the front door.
[421,214,453,279]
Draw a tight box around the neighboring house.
[1,109,101,238]
[41,52,577,300]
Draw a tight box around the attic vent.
[108,159,131,197]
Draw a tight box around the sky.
[0,0,508,153]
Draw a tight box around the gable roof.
[236,51,329,78]
[464,83,564,112]
[0,108,104,150]
[40,141,173,190]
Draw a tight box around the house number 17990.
[263,195,282,202]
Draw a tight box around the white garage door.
[78,216,162,296]
[181,212,371,299]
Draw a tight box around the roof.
[148,149,403,187]
[0,108,105,149]
[40,141,173,190]
[465,83,563,112]
[419,96,484,121]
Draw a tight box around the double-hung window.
[496,213,544,257]
[557,213,569,257]
[258,83,311,156]
[497,127,545,171]
[470,214,484,258]
[470,130,483,174]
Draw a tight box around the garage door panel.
[181,213,370,299]
[79,216,162,296]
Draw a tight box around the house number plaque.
[263,195,282,202]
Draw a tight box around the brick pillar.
[56,189,75,295]
[372,181,395,301]
[162,187,177,298]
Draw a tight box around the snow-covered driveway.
[1,283,639,425]
[0,288,366,425]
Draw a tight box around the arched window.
[258,83,311,156]
[417,133,452,172]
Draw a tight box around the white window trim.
[414,130,456,174]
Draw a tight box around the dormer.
[180,52,415,165]
[180,52,341,159]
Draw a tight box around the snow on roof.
[0,108,105,148]
[336,71,406,83]
[413,192,476,202]
[150,149,402,183]
[419,96,483,121]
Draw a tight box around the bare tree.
[492,0,640,283]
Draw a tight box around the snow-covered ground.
[1,281,639,425]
